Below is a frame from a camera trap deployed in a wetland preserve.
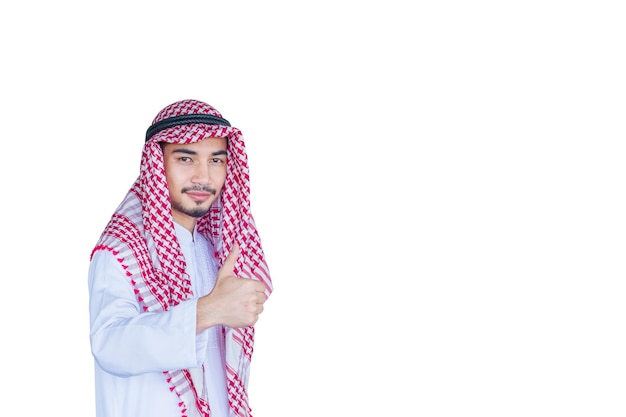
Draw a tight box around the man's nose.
[191,163,211,184]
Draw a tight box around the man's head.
[144,99,238,232]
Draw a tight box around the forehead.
[164,136,228,152]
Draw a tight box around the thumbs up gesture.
[196,243,267,332]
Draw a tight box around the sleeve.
[88,249,203,377]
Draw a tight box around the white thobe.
[88,223,228,417]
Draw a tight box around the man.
[88,99,272,417]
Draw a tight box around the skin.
[162,137,266,333]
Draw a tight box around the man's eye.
[212,158,224,164]
[179,157,192,162]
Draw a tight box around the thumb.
[217,243,239,280]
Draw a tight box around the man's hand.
[196,243,267,332]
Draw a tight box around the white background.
[1,1,625,416]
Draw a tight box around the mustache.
[181,186,217,195]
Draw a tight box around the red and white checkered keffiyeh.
[91,99,272,417]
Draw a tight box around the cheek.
[214,165,227,180]
[164,168,184,194]
[212,169,227,191]
[165,176,178,197]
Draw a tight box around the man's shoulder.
[92,189,148,255]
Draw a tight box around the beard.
[170,200,211,218]
[169,186,218,219]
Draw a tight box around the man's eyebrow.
[170,148,227,156]
[171,148,197,155]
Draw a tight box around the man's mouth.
[182,187,216,202]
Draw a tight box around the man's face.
[162,136,228,230]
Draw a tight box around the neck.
[172,213,196,234]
